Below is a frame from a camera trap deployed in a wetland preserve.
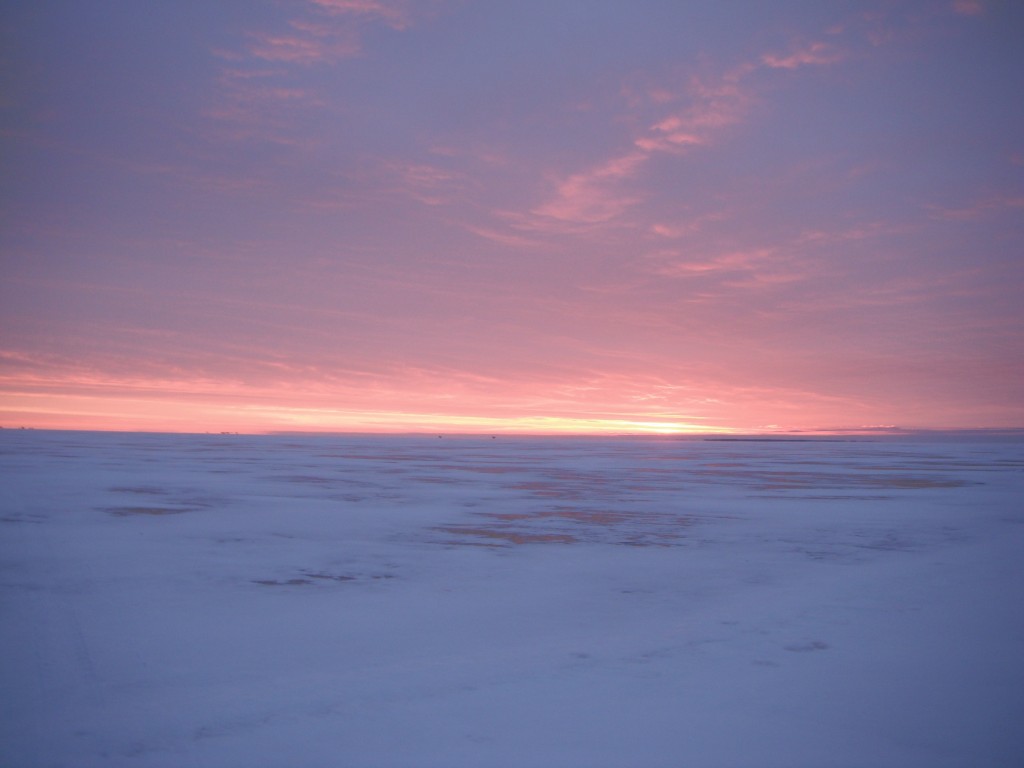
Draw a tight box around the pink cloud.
[247,24,361,63]
[795,221,906,245]
[234,1,422,68]
[951,0,985,16]
[928,194,1024,221]
[650,213,726,239]
[429,144,508,167]
[653,247,778,277]
[482,30,860,246]
[631,67,753,158]
[203,68,327,146]
[310,0,413,30]
[650,223,687,239]
[634,116,705,153]
[762,41,845,70]
[507,27,863,239]
[532,152,647,224]
[204,0,428,151]
[528,68,757,229]
[462,224,548,249]
[722,269,806,289]
[388,161,469,206]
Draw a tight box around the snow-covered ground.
[1,430,1023,767]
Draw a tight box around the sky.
[1,0,1022,435]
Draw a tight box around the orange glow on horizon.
[3,364,1020,436]
[0,389,736,436]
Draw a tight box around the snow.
[2,430,1023,767]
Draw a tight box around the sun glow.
[0,388,735,436]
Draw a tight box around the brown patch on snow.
[433,526,578,546]
[102,506,196,516]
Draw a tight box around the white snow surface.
[1,430,1023,767]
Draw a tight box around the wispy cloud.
[516,33,850,236]
[794,221,910,245]
[462,223,548,250]
[927,194,1024,221]
[205,0,426,148]
[651,247,778,277]
[633,73,750,153]
[634,115,706,153]
[522,69,753,231]
[311,0,414,29]
[386,161,470,206]
[203,66,327,147]
[246,22,361,64]
[532,152,647,224]
[245,2,418,64]
[762,41,845,70]
[649,213,726,239]
[951,0,985,17]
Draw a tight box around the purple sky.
[2,0,1022,433]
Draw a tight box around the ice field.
[2,430,1023,767]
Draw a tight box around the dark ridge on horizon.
[703,437,859,442]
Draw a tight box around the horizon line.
[4,425,1024,439]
